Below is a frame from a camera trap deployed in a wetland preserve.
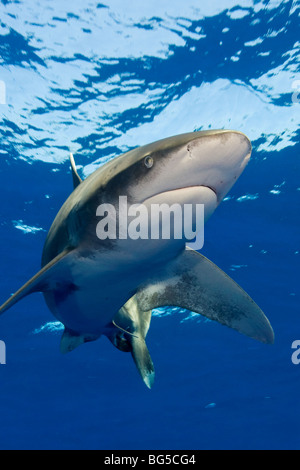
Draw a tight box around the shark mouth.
[142,185,218,221]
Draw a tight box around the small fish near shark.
[0,130,274,388]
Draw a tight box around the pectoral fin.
[136,248,274,344]
[0,249,71,314]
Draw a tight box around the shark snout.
[205,131,252,203]
[126,130,252,217]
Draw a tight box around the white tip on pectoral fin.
[136,249,274,345]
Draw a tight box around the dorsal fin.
[70,153,82,189]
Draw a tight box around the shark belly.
[43,239,185,335]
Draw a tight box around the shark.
[0,130,274,388]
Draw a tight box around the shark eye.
[144,156,154,169]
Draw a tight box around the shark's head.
[43,130,251,263]
[101,130,251,216]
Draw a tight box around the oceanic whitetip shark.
[0,130,274,388]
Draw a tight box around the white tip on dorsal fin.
[70,152,82,189]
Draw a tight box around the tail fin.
[130,335,155,389]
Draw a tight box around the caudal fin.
[130,335,155,389]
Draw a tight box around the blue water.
[0,0,299,450]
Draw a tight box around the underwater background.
[0,0,299,450]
